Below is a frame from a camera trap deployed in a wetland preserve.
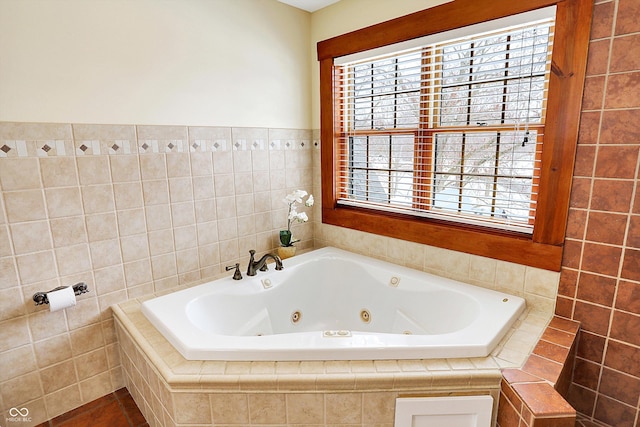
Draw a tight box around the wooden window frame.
[317,0,592,271]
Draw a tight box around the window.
[318,0,593,270]
[338,17,553,233]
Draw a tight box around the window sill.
[322,205,563,271]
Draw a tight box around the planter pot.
[278,246,296,259]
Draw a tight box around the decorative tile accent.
[270,140,282,150]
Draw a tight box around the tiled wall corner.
[0,121,315,425]
[497,316,580,427]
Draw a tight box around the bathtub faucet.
[246,249,283,276]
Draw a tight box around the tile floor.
[35,388,147,427]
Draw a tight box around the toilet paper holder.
[33,282,89,306]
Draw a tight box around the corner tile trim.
[499,315,580,426]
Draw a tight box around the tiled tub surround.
[114,294,551,427]
[0,122,314,425]
[498,316,580,427]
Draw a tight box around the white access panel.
[394,395,494,427]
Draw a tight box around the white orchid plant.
[280,189,314,247]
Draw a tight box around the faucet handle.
[225,263,242,280]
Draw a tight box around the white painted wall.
[309,0,450,128]
[0,0,311,128]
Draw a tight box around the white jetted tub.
[141,247,525,361]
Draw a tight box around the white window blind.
[335,14,555,234]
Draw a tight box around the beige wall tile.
[28,309,68,343]
[171,202,195,227]
[113,182,143,210]
[173,393,212,424]
[233,172,253,194]
[142,180,170,206]
[123,260,153,288]
[34,334,73,368]
[0,158,42,190]
[211,393,249,424]
[55,244,92,276]
[40,359,78,393]
[198,243,220,269]
[4,190,47,222]
[249,393,286,424]
[75,348,108,380]
[0,122,72,141]
[94,265,126,295]
[89,239,123,269]
[44,384,82,421]
[137,125,187,142]
[45,187,84,218]
[72,124,136,142]
[214,173,235,197]
[151,253,177,280]
[40,157,78,188]
[196,222,218,246]
[0,287,27,321]
[217,218,238,241]
[0,226,10,257]
[286,393,324,424]
[362,391,396,424]
[16,250,57,284]
[0,317,30,352]
[0,344,37,382]
[0,372,42,406]
[109,155,141,183]
[145,204,171,231]
[195,199,217,223]
[139,154,167,181]
[85,213,118,242]
[216,196,237,220]
[495,261,526,296]
[326,393,362,424]
[192,176,215,200]
[50,216,88,247]
[213,151,233,174]
[524,267,560,299]
[148,229,174,256]
[174,225,196,251]
[176,248,199,274]
[66,298,101,330]
[166,153,191,178]
[113,183,144,210]
[9,221,52,254]
[79,371,113,404]
[116,208,146,237]
[189,152,213,176]
[0,257,19,289]
[168,177,193,202]
[188,126,231,144]
[70,323,104,355]
[81,184,115,214]
[120,234,149,263]
[77,156,111,185]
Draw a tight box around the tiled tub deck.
[113,295,579,426]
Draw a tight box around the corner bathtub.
[141,247,525,361]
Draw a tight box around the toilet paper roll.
[48,286,77,312]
